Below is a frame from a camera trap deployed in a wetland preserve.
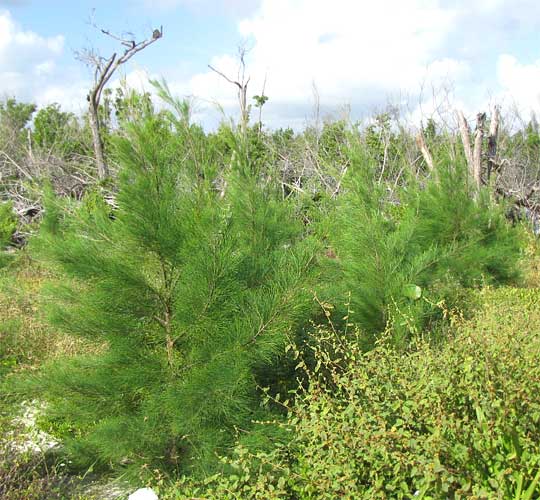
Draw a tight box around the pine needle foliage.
[24,104,316,477]
[326,145,523,347]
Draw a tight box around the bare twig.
[208,46,250,135]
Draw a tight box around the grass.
[0,253,102,379]
[0,252,112,500]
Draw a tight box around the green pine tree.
[325,145,522,348]
[25,100,316,477]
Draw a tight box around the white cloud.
[0,10,84,108]
[496,54,540,114]
[177,0,471,127]
[168,0,540,129]
[0,10,63,81]
[2,1,540,129]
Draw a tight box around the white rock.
[9,400,59,454]
[128,487,159,500]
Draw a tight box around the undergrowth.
[158,279,540,499]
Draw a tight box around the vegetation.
[326,150,521,348]
[0,201,17,267]
[164,283,540,499]
[16,101,316,479]
[0,78,539,498]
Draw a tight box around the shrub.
[0,201,16,242]
[171,286,540,499]
[325,149,523,347]
[19,104,316,477]
[0,201,16,267]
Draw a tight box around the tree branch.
[208,64,242,90]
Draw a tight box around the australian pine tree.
[28,92,317,477]
[325,141,522,348]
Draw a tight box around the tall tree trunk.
[88,98,108,180]
[472,113,486,190]
[487,106,500,183]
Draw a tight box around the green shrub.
[170,286,540,499]
[0,201,16,267]
[19,104,316,478]
[326,149,523,347]
[0,201,16,242]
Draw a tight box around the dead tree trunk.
[472,113,486,190]
[415,129,435,175]
[457,110,487,194]
[457,110,474,179]
[487,106,500,183]
[78,24,163,179]
[88,92,108,179]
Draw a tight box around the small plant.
[0,201,16,242]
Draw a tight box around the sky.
[0,0,540,130]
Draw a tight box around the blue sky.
[5,1,245,77]
[1,0,540,129]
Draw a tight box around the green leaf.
[403,284,422,300]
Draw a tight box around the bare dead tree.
[77,23,163,179]
[208,46,250,136]
[457,110,474,179]
[487,106,501,183]
[457,110,486,193]
[472,112,486,190]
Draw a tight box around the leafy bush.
[33,103,90,159]
[0,201,16,243]
[170,286,540,499]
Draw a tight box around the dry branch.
[208,46,250,135]
[457,110,473,176]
